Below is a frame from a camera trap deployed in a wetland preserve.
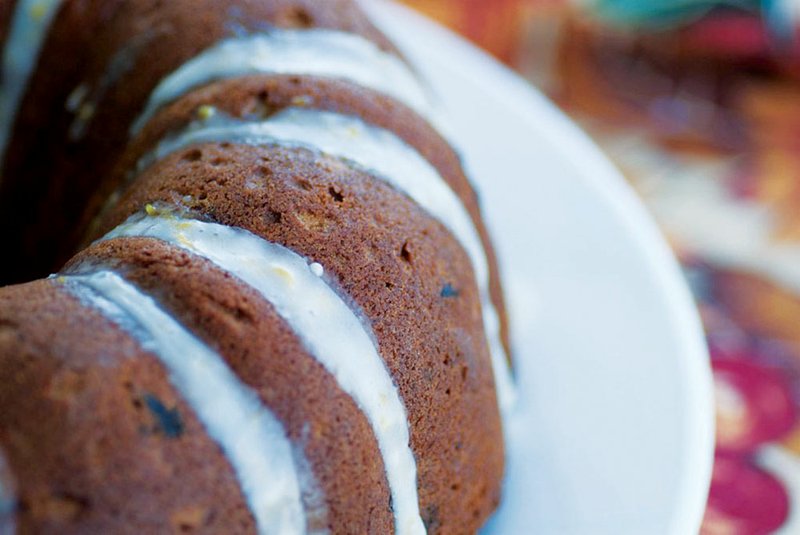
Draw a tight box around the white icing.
[0,457,13,524]
[0,479,9,512]
[141,107,516,414]
[63,271,306,535]
[0,0,62,166]
[102,213,426,535]
[130,29,436,135]
[309,262,324,278]
[292,443,329,535]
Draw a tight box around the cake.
[0,0,513,533]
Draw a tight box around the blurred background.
[396,0,800,533]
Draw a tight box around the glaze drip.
[130,28,436,135]
[62,270,306,535]
[0,449,15,535]
[140,107,516,413]
[102,212,427,535]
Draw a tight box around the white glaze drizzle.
[140,107,516,414]
[292,443,329,535]
[130,28,436,136]
[0,0,62,166]
[101,213,426,535]
[0,478,9,516]
[61,270,306,535]
[0,452,14,533]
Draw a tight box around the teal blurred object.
[586,0,759,27]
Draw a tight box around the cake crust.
[0,280,255,533]
[83,73,511,359]
[67,236,395,533]
[0,0,395,284]
[96,141,505,532]
[0,1,510,531]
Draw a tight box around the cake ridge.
[61,270,307,535]
[135,105,516,413]
[0,1,508,529]
[0,0,62,168]
[101,211,427,535]
[130,28,437,137]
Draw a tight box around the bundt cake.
[0,0,514,533]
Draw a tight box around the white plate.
[361,2,716,533]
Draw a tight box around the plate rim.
[360,1,716,532]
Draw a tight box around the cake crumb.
[197,105,217,120]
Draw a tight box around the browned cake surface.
[0,0,509,531]
[66,236,395,533]
[96,141,505,532]
[0,0,396,285]
[82,73,510,357]
[0,279,255,533]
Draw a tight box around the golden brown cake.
[0,1,513,532]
